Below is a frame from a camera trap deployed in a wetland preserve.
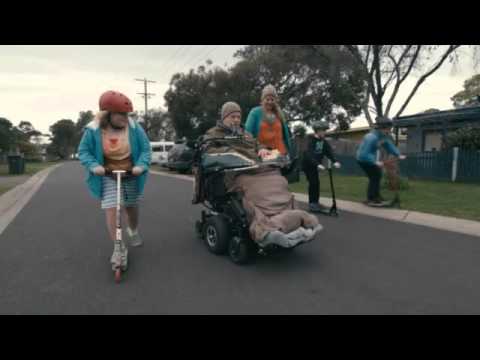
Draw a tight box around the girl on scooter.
[356,116,406,206]
[302,120,341,213]
[78,90,152,271]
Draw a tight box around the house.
[326,125,408,155]
[327,126,371,142]
[395,106,480,153]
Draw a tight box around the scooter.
[365,157,401,209]
[315,160,339,217]
[106,169,131,283]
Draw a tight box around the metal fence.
[331,148,480,183]
[457,149,480,182]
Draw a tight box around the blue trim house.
[394,106,480,153]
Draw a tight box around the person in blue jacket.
[356,116,406,205]
[78,90,151,271]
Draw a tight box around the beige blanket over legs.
[228,168,319,243]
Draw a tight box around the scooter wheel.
[114,268,122,283]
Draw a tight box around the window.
[152,146,163,152]
[423,131,443,152]
[165,145,173,152]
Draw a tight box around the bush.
[445,126,480,150]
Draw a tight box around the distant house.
[395,106,480,153]
[327,126,371,143]
[326,125,407,155]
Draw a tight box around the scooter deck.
[364,198,400,208]
[309,206,339,217]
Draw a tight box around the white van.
[150,141,175,165]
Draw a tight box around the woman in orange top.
[245,85,291,155]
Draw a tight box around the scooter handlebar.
[104,170,133,176]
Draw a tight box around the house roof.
[395,106,480,127]
[327,125,407,140]
[327,126,371,135]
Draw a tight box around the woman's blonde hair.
[95,111,111,129]
[261,97,285,123]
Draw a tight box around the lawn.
[289,172,480,222]
[0,161,57,177]
[0,161,59,196]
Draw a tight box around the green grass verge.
[0,161,58,177]
[0,161,60,195]
[289,173,480,222]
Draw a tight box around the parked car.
[166,141,194,174]
[150,141,174,165]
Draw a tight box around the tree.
[165,46,365,139]
[451,74,480,108]
[445,126,480,150]
[12,121,43,157]
[48,119,77,159]
[422,108,441,113]
[233,45,365,127]
[132,108,175,141]
[73,111,94,149]
[343,45,464,126]
[165,65,236,140]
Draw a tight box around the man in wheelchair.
[192,102,323,261]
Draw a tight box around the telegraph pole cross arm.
[135,78,157,131]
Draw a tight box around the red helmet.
[99,90,133,113]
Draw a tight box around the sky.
[1,45,478,135]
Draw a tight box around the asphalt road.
[0,162,479,314]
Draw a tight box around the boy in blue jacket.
[356,116,406,206]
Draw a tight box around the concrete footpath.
[0,163,63,236]
[150,169,480,238]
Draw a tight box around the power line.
[186,45,222,71]
[158,45,223,100]
[163,45,205,80]
[160,45,186,74]
[160,45,193,83]
[172,45,221,78]
[177,45,212,72]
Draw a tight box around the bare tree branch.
[384,45,422,117]
[395,45,462,118]
[364,45,372,66]
[398,45,422,83]
[382,45,413,93]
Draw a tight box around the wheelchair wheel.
[228,236,252,265]
[204,216,230,255]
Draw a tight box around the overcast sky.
[1,45,478,134]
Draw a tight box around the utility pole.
[135,78,156,131]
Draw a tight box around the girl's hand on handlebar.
[93,166,105,176]
[258,149,271,159]
[132,166,144,176]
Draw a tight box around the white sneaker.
[259,231,291,248]
[111,240,128,271]
[127,227,143,247]
[111,241,122,270]
[120,241,128,270]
